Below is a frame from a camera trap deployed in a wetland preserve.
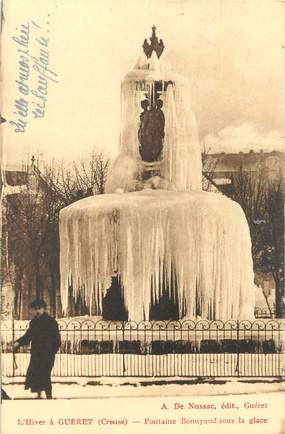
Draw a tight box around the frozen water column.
[107,28,202,193]
[59,27,256,321]
[60,190,256,321]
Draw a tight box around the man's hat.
[30,299,47,309]
[141,99,150,108]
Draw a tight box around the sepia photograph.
[0,0,284,432]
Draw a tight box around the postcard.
[1,1,284,433]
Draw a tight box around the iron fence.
[254,307,276,319]
[1,319,285,378]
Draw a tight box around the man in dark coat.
[1,389,11,400]
[13,299,61,399]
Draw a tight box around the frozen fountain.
[59,27,255,322]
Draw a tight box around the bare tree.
[263,178,284,317]
[6,183,57,317]
[226,166,284,317]
[73,150,109,195]
[201,146,219,191]
[3,149,109,318]
[43,149,109,204]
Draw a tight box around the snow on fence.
[1,319,285,378]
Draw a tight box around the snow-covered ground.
[2,376,284,399]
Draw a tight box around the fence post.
[235,319,240,376]
[12,317,15,377]
[122,321,126,376]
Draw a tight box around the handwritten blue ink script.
[10,17,58,133]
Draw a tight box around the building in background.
[207,150,285,195]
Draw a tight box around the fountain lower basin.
[59,189,255,322]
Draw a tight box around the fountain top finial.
[143,25,164,59]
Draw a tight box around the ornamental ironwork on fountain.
[142,25,164,59]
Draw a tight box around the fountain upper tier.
[107,50,202,192]
[124,24,189,87]
[123,51,189,87]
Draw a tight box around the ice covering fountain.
[59,26,255,322]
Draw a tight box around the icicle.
[60,190,256,322]
[112,64,202,194]
[60,53,255,322]
[161,83,202,191]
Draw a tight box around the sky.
[1,0,284,169]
